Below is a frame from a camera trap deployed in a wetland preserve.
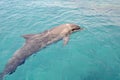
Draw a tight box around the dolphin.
[0,23,82,80]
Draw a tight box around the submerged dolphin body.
[0,24,82,80]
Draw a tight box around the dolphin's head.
[66,24,83,33]
[56,24,83,36]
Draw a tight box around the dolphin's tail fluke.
[0,73,4,80]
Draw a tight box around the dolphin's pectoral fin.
[63,35,69,46]
[22,34,35,39]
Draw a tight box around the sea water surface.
[0,0,120,80]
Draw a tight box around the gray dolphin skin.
[0,23,82,80]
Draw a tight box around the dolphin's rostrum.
[0,23,82,80]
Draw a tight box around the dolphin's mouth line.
[72,27,81,32]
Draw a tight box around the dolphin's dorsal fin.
[63,35,69,46]
[22,34,35,39]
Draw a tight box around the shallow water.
[0,0,120,80]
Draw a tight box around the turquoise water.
[0,0,120,80]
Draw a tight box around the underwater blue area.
[0,0,120,80]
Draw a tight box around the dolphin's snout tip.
[76,27,81,30]
[77,27,84,31]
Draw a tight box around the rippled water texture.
[0,0,120,80]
